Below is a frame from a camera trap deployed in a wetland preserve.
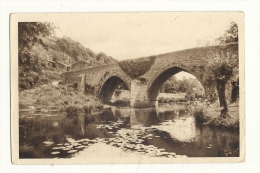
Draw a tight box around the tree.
[206,22,239,116]
[161,76,178,93]
[18,22,55,51]
[215,22,238,44]
[206,51,238,115]
[18,22,55,90]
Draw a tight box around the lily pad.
[161,152,169,155]
[43,141,54,145]
[51,151,60,155]
[62,148,71,151]
[158,148,166,151]
[67,150,78,154]
[52,147,60,150]
[75,146,85,149]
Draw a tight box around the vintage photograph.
[11,12,244,164]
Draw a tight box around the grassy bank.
[189,101,239,130]
[19,83,101,112]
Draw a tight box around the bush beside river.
[19,83,101,112]
[189,101,239,130]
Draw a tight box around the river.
[19,103,239,158]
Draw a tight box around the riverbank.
[19,83,101,112]
[19,83,239,130]
[190,101,239,130]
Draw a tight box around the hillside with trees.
[38,36,117,65]
[18,22,117,91]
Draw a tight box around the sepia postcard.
[11,12,245,164]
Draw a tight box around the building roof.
[48,60,70,67]
[55,61,70,67]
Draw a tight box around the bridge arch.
[148,63,205,101]
[97,72,131,102]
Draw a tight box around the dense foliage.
[215,22,238,44]
[118,56,156,78]
[18,22,55,91]
[19,83,100,110]
[45,37,117,64]
[18,22,55,51]
[161,76,205,99]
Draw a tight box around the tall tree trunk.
[216,79,228,116]
[231,81,239,102]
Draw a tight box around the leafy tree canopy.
[18,22,55,90]
[215,22,238,44]
[18,22,55,51]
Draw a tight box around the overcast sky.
[50,12,240,79]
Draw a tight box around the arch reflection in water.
[19,104,239,158]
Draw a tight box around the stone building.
[55,61,70,72]
[47,60,70,72]
[47,60,56,68]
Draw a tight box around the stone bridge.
[62,43,238,107]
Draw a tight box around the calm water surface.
[19,104,239,158]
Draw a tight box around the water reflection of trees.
[19,105,239,158]
[130,106,239,157]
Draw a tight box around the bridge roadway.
[62,43,238,108]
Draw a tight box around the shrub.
[158,97,168,103]
[113,98,130,107]
[19,103,27,109]
[38,75,49,85]
[65,105,81,118]
[178,98,188,102]
[193,106,208,123]
[45,70,61,80]
[83,105,95,114]
[96,105,104,111]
